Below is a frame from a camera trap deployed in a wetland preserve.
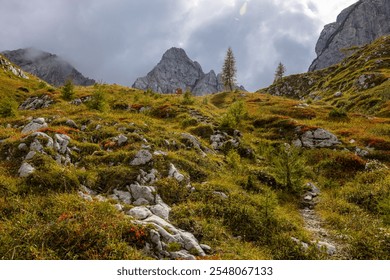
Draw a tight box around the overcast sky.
[0,0,357,91]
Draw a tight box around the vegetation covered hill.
[264,35,390,117]
[0,46,389,260]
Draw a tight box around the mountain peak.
[1,48,95,87]
[133,47,245,95]
[162,47,189,60]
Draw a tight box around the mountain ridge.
[1,48,95,87]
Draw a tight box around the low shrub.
[0,98,18,118]
[189,124,214,139]
[220,101,248,129]
[155,178,190,205]
[25,159,80,193]
[328,108,348,120]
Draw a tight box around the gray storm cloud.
[0,0,327,91]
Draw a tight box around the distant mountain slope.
[309,0,390,71]
[264,35,390,116]
[1,48,95,87]
[132,47,244,95]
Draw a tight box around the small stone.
[356,147,369,157]
[130,150,153,166]
[78,191,93,202]
[127,206,152,220]
[18,162,35,177]
[116,134,128,146]
[317,241,336,256]
[18,143,28,151]
[169,163,185,182]
[65,119,78,129]
[170,250,196,260]
[213,191,228,200]
[200,244,212,253]
[114,204,124,211]
[95,195,107,202]
[25,151,36,160]
[153,150,168,156]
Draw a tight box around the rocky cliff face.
[1,48,95,86]
[309,0,390,71]
[0,54,29,79]
[133,47,243,95]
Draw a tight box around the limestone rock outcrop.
[309,0,390,71]
[293,128,340,149]
[0,54,29,79]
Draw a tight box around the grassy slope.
[264,35,390,116]
[0,52,389,260]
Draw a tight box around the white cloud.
[0,0,359,91]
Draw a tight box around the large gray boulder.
[21,118,48,134]
[294,128,340,149]
[309,0,390,71]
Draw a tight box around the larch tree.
[222,47,237,92]
[274,62,286,83]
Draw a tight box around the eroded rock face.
[132,47,245,95]
[2,48,95,86]
[0,54,29,79]
[309,0,390,71]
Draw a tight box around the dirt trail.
[299,184,345,258]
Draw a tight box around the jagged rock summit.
[132,47,244,95]
[309,0,390,71]
[1,48,95,87]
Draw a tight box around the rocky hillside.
[309,0,390,71]
[2,48,95,87]
[0,52,389,260]
[264,35,390,116]
[132,47,244,95]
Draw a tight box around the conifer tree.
[222,47,237,91]
[274,62,286,83]
[61,79,75,101]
